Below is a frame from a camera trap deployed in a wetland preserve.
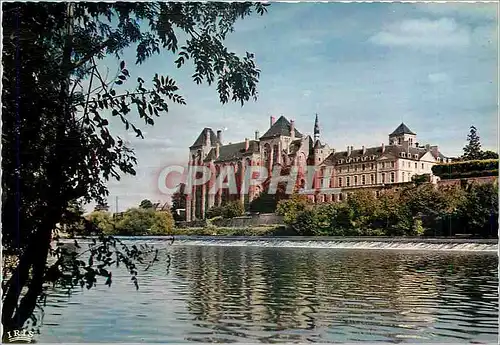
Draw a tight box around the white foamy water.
[64,236,498,252]
[173,238,497,252]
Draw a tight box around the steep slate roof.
[314,139,327,149]
[322,145,432,166]
[260,116,303,139]
[204,140,260,163]
[190,128,221,149]
[389,123,416,136]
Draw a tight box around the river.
[37,237,498,343]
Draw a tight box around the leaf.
[115,80,123,85]
[120,61,125,70]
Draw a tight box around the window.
[362,164,366,171]
[371,163,374,170]
[346,177,350,187]
[339,167,342,173]
[415,154,418,160]
[402,172,405,182]
[401,152,406,158]
[415,162,417,169]
[391,161,395,168]
[354,165,358,172]
[362,175,366,185]
[371,174,375,184]
[408,162,411,168]
[398,138,402,145]
[354,176,358,185]
[391,172,395,183]
[338,177,342,187]
[339,193,343,201]
[381,173,385,183]
[421,163,424,169]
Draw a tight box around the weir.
[172,237,498,252]
[68,236,498,252]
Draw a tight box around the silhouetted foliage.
[2,2,268,332]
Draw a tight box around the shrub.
[276,193,311,225]
[432,159,498,178]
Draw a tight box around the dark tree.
[2,2,268,332]
[481,150,499,160]
[171,183,187,220]
[139,199,154,209]
[462,126,482,160]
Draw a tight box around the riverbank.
[171,224,290,236]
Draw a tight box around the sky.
[91,1,498,213]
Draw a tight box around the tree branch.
[70,39,112,72]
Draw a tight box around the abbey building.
[186,115,449,221]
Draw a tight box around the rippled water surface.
[38,242,498,343]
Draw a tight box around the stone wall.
[177,213,284,228]
[438,175,498,188]
[212,213,284,228]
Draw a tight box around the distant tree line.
[67,199,175,236]
[277,181,498,238]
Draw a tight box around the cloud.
[416,3,497,22]
[370,18,471,48]
[427,73,450,84]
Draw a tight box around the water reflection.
[171,247,498,343]
[38,245,498,343]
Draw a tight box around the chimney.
[216,143,220,158]
[347,145,352,156]
[381,143,385,153]
[270,116,276,128]
[255,130,259,140]
[216,130,222,144]
[362,145,366,155]
[205,129,211,146]
[425,144,430,151]
[416,142,419,148]
[245,138,249,151]
[290,120,295,140]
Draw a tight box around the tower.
[314,113,320,142]
[389,123,417,147]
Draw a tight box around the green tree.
[149,211,175,235]
[2,2,268,331]
[459,182,498,237]
[139,199,154,209]
[115,208,174,235]
[222,201,245,218]
[276,193,311,225]
[462,125,482,160]
[87,211,115,235]
[481,150,499,160]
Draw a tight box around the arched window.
[362,175,366,185]
[402,172,405,182]
[381,173,386,183]
[390,172,395,183]
[338,177,342,187]
[273,144,279,165]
